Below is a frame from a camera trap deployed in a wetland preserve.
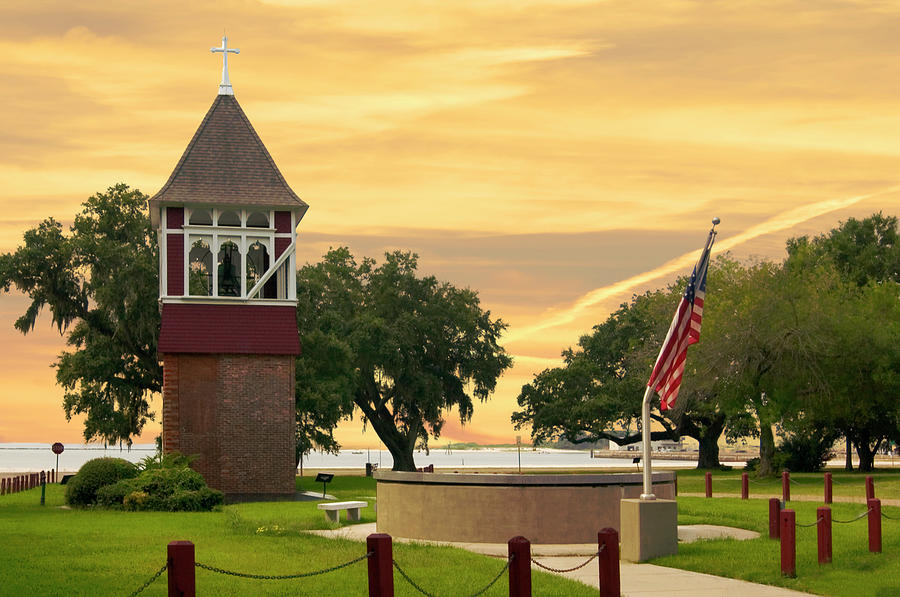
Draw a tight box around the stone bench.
[317,500,367,523]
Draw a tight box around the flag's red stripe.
[647,298,691,387]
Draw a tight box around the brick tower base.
[161,353,296,496]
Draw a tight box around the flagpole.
[640,217,720,501]
[640,385,656,499]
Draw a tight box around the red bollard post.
[769,498,782,539]
[167,541,195,597]
[824,472,832,504]
[741,473,749,500]
[782,471,790,503]
[865,476,875,500]
[705,471,712,498]
[780,509,796,577]
[867,499,882,553]
[1,478,6,495]
[366,534,394,597]
[597,528,620,597]
[817,507,831,564]
[508,536,532,597]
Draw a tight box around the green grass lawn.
[676,468,900,501]
[0,481,596,596]
[657,496,900,597]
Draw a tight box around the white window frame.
[159,205,297,305]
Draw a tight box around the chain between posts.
[126,563,167,597]
[881,510,900,520]
[392,554,513,597]
[195,551,371,580]
[795,516,824,528]
[531,545,604,573]
[832,508,873,524]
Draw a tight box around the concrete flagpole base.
[620,498,678,562]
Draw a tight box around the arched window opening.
[188,238,213,296]
[247,211,269,228]
[217,240,241,297]
[246,241,270,297]
[189,209,212,226]
[218,210,241,227]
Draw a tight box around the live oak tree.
[512,257,756,470]
[296,247,512,471]
[0,184,161,445]
[785,213,900,471]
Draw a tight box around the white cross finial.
[211,35,240,95]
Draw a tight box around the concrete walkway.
[311,522,814,596]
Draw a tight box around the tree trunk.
[844,437,853,471]
[377,425,418,472]
[356,397,419,471]
[679,412,725,469]
[371,424,417,471]
[390,448,418,472]
[697,433,721,469]
[856,438,878,473]
[353,381,423,472]
[758,422,776,477]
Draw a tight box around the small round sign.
[51,442,64,455]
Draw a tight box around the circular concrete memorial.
[374,470,676,544]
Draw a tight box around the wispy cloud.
[504,187,900,344]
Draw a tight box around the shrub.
[196,487,224,510]
[65,458,138,507]
[83,453,225,512]
[743,452,789,474]
[166,488,225,512]
[96,479,138,508]
[102,461,223,511]
[780,432,836,472]
[123,491,150,511]
[137,451,196,472]
[133,467,206,497]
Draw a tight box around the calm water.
[0,442,699,473]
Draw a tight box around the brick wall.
[161,353,296,495]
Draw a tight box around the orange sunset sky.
[2,0,900,448]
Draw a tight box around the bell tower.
[149,37,307,497]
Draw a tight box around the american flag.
[646,226,717,411]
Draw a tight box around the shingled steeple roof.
[149,94,308,222]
